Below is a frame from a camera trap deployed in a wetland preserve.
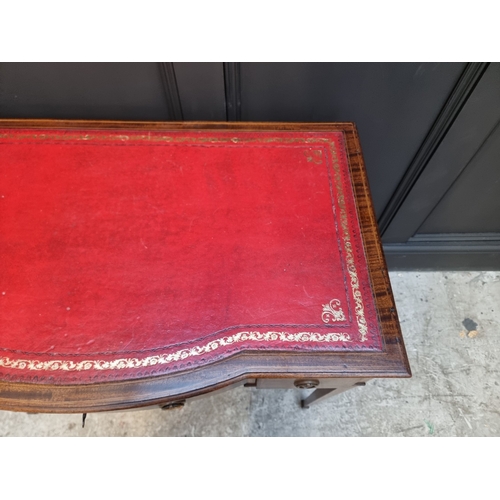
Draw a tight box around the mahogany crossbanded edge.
[0,120,411,413]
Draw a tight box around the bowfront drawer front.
[0,120,410,413]
[255,378,370,389]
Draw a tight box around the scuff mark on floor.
[458,408,473,430]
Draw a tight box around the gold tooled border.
[329,144,368,341]
[0,331,351,372]
[0,131,369,372]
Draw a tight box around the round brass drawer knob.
[294,379,320,389]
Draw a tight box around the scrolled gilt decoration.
[304,149,323,164]
[0,330,351,373]
[321,299,346,323]
[330,145,369,341]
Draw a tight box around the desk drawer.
[255,378,369,389]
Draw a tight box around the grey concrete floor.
[1,271,499,437]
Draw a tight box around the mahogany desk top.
[0,120,410,413]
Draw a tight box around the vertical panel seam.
[158,62,183,121]
[223,63,241,121]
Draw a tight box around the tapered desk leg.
[301,389,335,408]
[301,382,366,408]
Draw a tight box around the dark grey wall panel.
[173,63,226,120]
[238,62,466,217]
[384,234,500,270]
[0,63,169,120]
[384,63,500,243]
[418,121,500,233]
[377,63,489,235]
[384,246,500,270]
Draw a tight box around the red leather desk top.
[0,128,382,385]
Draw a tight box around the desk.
[0,121,410,413]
